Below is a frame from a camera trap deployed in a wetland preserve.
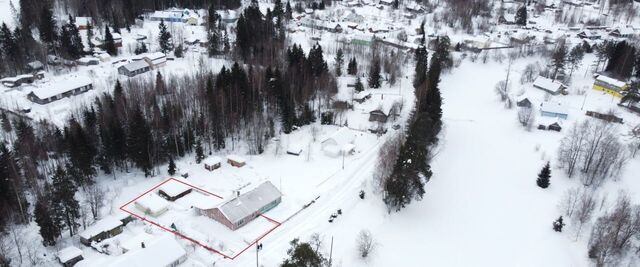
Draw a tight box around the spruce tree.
[158,19,172,54]
[195,140,204,163]
[355,76,364,92]
[34,195,61,246]
[347,57,358,75]
[104,25,118,56]
[128,107,153,176]
[51,166,80,236]
[515,5,527,26]
[38,6,57,45]
[168,157,176,175]
[335,48,344,76]
[368,55,381,88]
[536,162,551,188]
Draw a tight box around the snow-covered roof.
[120,232,154,253]
[227,155,246,164]
[142,52,167,66]
[78,57,99,64]
[217,181,281,224]
[75,17,92,26]
[595,75,626,88]
[203,156,222,166]
[28,75,92,100]
[150,10,186,20]
[58,246,83,263]
[189,192,223,210]
[287,143,304,154]
[540,101,568,115]
[321,127,357,147]
[135,193,169,215]
[79,217,124,240]
[159,179,191,198]
[533,76,564,93]
[109,236,186,267]
[120,60,150,72]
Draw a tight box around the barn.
[158,180,192,201]
[200,181,282,230]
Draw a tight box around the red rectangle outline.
[119,177,282,260]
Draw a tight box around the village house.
[27,61,44,72]
[592,74,628,97]
[79,217,124,246]
[27,76,93,104]
[577,30,601,40]
[0,74,36,88]
[585,110,624,123]
[321,127,357,157]
[533,76,566,95]
[227,155,246,167]
[58,246,84,267]
[108,236,187,267]
[199,181,282,230]
[158,180,192,201]
[148,9,195,23]
[369,99,401,123]
[203,156,222,171]
[92,32,123,48]
[609,27,636,38]
[118,61,152,77]
[540,101,568,119]
[134,193,169,217]
[141,52,168,69]
[77,56,100,66]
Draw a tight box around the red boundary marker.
[119,177,282,260]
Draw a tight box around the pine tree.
[551,42,567,81]
[128,107,153,176]
[195,139,204,163]
[134,42,148,55]
[347,57,358,75]
[335,48,344,76]
[355,76,364,92]
[168,157,176,175]
[553,216,565,232]
[515,5,527,26]
[536,162,551,188]
[285,1,293,20]
[413,45,429,89]
[158,19,172,54]
[104,25,118,56]
[51,166,80,236]
[38,6,57,45]
[86,21,94,48]
[1,112,11,133]
[368,55,381,88]
[34,195,61,246]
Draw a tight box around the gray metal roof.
[218,181,281,224]
[120,60,150,72]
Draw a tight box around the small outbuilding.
[203,156,222,171]
[158,180,192,201]
[58,246,84,267]
[79,217,124,246]
[286,144,304,156]
[540,101,568,119]
[134,193,169,217]
[533,76,566,95]
[516,98,532,108]
[227,155,246,167]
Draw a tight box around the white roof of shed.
[226,155,246,163]
[158,179,191,197]
[203,156,222,165]
[78,217,123,240]
[135,193,169,214]
[217,181,281,224]
[58,246,83,263]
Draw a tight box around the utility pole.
[329,236,334,266]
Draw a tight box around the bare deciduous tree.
[373,133,403,192]
[86,184,105,220]
[357,229,376,259]
[517,107,535,130]
[588,194,640,266]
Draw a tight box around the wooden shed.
[227,155,246,167]
[58,246,84,267]
[79,217,124,246]
[158,180,192,201]
[203,156,222,171]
